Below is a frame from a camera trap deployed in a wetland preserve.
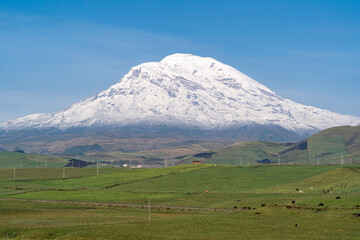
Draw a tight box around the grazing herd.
[230,187,351,219]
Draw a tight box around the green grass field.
[1,164,360,239]
[0,151,67,168]
[0,167,120,181]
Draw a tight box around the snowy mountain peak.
[120,53,275,97]
[160,53,224,69]
[1,53,360,138]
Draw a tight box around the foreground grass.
[1,200,359,240]
[1,165,360,239]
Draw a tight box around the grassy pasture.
[1,164,360,239]
[0,151,67,168]
[1,200,359,240]
[0,167,120,181]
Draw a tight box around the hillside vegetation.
[185,125,360,166]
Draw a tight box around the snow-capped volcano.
[1,54,359,137]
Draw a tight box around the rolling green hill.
[308,125,360,158]
[182,141,287,165]
[184,125,360,166]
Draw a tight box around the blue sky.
[0,0,359,122]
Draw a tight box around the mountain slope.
[1,54,359,141]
